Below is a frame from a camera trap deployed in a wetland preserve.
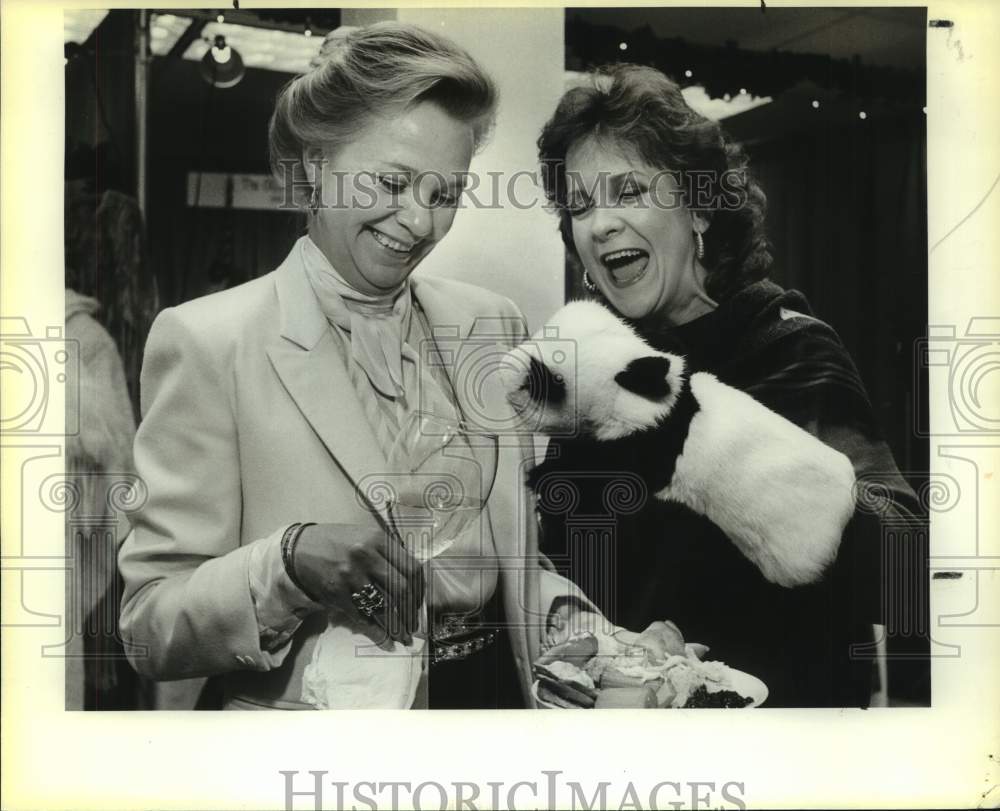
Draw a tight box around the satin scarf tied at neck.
[300,235,414,399]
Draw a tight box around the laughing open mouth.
[367,226,417,255]
[600,248,650,287]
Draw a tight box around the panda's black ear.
[615,356,672,401]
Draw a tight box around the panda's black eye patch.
[615,355,673,400]
[521,355,566,404]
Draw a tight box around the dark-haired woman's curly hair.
[537,64,772,301]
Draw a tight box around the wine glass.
[384,411,499,564]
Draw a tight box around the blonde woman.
[119,24,600,710]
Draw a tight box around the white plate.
[719,668,768,707]
[532,664,768,709]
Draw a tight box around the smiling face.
[564,135,711,325]
[308,100,474,295]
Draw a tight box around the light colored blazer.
[118,245,587,709]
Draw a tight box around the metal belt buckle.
[431,631,498,665]
[433,614,478,641]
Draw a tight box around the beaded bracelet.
[280,522,318,601]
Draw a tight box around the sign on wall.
[186,172,289,210]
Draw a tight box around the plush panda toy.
[501,300,857,588]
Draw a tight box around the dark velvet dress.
[535,281,927,707]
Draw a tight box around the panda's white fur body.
[663,372,856,586]
[503,300,857,588]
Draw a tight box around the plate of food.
[532,621,768,709]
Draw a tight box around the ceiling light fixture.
[200,35,245,88]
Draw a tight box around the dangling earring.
[694,230,705,260]
[582,270,598,293]
[308,184,321,216]
[691,228,718,312]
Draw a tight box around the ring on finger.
[351,583,386,619]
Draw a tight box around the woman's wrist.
[280,522,319,602]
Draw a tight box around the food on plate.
[535,632,599,667]
[533,657,598,708]
[583,652,611,684]
[594,686,658,709]
[533,621,762,709]
[600,665,663,694]
[535,660,596,692]
[683,686,754,708]
[537,682,591,709]
[657,658,735,707]
[635,620,686,660]
[686,642,710,660]
[535,677,596,708]
[655,680,678,708]
[600,666,649,689]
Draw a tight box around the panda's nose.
[526,356,566,405]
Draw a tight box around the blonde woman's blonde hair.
[268,22,498,204]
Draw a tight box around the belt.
[429,610,498,666]
[430,631,498,665]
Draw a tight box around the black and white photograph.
[2,1,998,809]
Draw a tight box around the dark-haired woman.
[536,65,926,707]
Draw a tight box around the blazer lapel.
[266,250,387,515]
[411,276,529,565]
[410,277,543,694]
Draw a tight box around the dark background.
[144,56,302,306]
